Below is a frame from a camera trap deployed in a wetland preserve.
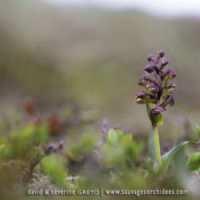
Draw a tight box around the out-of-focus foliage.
[67,134,97,161]
[188,152,200,171]
[195,124,200,138]
[0,105,198,199]
[40,154,67,186]
[102,128,143,170]
[0,125,48,161]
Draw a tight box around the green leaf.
[162,75,169,85]
[0,144,9,160]
[148,130,155,160]
[162,141,196,162]
[145,102,157,126]
[36,126,49,143]
[146,102,152,120]
[114,129,124,137]
[107,128,119,146]
[159,115,163,125]
[81,134,96,152]
[40,154,67,186]
[155,114,163,125]
[188,152,200,171]
[148,142,195,178]
[195,124,200,138]
[162,89,170,99]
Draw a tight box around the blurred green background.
[1,0,200,144]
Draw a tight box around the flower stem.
[153,125,162,165]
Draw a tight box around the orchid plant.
[136,50,176,165]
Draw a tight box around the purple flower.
[146,94,157,104]
[169,96,175,106]
[158,50,165,58]
[147,55,152,62]
[135,91,146,104]
[153,71,162,83]
[167,68,176,78]
[162,57,169,66]
[144,65,154,73]
[147,83,159,93]
[136,91,145,98]
[147,54,157,65]
[138,75,148,86]
[147,93,156,100]
[136,50,176,126]
[151,56,158,65]
[166,82,176,90]
[152,106,164,116]
[160,95,175,107]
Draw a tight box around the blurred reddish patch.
[48,113,62,135]
[23,97,40,125]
